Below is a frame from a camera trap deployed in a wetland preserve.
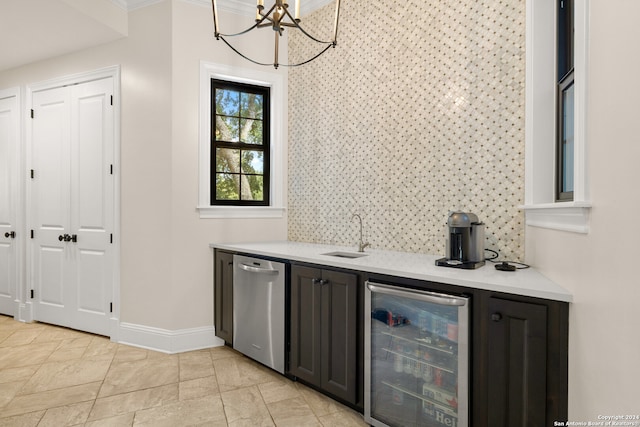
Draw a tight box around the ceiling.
[0,0,131,72]
[0,0,333,73]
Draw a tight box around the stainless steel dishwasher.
[233,254,285,374]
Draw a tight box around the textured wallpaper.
[287,0,525,261]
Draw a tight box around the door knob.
[4,231,15,238]
[491,312,503,322]
[59,234,65,241]
[58,234,73,242]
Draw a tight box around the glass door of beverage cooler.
[365,281,470,427]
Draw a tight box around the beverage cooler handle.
[366,281,467,306]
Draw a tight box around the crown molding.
[117,0,333,16]
[121,0,164,11]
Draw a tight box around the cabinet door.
[214,250,234,344]
[321,269,357,403]
[487,297,547,427]
[289,265,323,385]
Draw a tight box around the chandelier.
[211,0,341,69]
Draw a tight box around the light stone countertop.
[210,241,572,303]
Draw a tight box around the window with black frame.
[211,79,270,206]
[557,0,574,201]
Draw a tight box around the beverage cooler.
[365,281,470,427]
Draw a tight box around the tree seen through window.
[211,80,270,205]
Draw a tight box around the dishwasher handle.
[238,262,280,275]
[366,281,467,307]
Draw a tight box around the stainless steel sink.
[321,251,368,259]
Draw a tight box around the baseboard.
[117,322,226,354]
[9,307,225,353]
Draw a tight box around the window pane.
[558,0,574,79]
[211,79,270,206]
[241,150,264,174]
[216,148,240,173]
[239,118,263,144]
[216,116,240,142]
[215,173,239,200]
[562,82,575,193]
[242,175,264,201]
[240,93,263,119]
[216,89,239,116]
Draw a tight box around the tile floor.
[0,315,367,426]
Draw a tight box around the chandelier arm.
[215,3,277,38]
[218,36,335,68]
[280,43,335,67]
[281,7,337,45]
[217,36,277,67]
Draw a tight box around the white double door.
[30,77,115,336]
[0,92,19,317]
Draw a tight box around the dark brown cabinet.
[211,249,568,423]
[214,249,234,344]
[289,264,359,405]
[472,294,569,427]
[487,297,548,426]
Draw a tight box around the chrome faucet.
[352,213,370,252]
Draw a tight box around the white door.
[70,78,114,334]
[0,93,19,316]
[30,78,114,336]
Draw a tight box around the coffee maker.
[436,211,485,269]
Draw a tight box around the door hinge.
[30,229,34,239]
[110,302,113,313]
[30,109,34,119]
[30,169,34,179]
[30,289,34,299]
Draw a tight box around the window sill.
[197,206,286,219]
[520,202,591,234]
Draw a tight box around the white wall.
[169,0,288,330]
[0,0,287,334]
[525,0,640,417]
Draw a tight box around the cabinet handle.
[312,278,321,285]
[320,279,330,285]
[491,312,502,322]
[4,231,15,238]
